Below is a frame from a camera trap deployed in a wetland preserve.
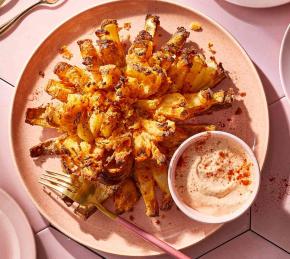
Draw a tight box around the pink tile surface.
[36,227,101,259]
[0,0,289,258]
[201,231,289,259]
[96,211,249,258]
[0,0,289,103]
[252,97,290,252]
[0,0,110,84]
[0,79,48,232]
[184,0,290,104]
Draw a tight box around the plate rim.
[225,0,290,8]
[0,189,36,259]
[9,0,270,256]
[279,24,290,103]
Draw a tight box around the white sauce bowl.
[168,131,260,224]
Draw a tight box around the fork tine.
[39,180,75,201]
[43,184,63,197]
[39,179,70,195]
[45,170,71,178]
[39,179,76,203]
[40,175,78,193]
[42,172,73,185]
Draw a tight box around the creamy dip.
[174,134,254,217]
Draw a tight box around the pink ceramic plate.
[0,189,36,259]
[225,0,290,8]
[10,0,269,256]
[279,24,290,103]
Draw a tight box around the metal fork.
[39,170,191,259]
[0,0,6,7]
[0,0,59,36]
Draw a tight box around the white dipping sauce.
[174,134,254,217]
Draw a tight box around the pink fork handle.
[116,217,191,259]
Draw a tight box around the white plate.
[225,0,290,8]
[0,189,36,259]
[280,24,290,103]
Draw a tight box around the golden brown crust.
[101,19,118,28]
[45,80,75,102]
[26,16,232,219]
[30,137,67,157]
[54,62,71,76]
[145,14,160,26]
[113,178,140,214]
[95,29,109,38]
[134,162,159,217]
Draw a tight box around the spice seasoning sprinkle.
[174,134,255,217]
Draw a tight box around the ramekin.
[168,131,260,224]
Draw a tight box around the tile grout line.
[0,77,15,87]
[268,95,285,106]
[249,206,252,229]
[35,225,50,235]
[250,230,290,255]
[195,229,250,259]
[49,225,106,259]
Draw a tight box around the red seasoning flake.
[206,172,214,178]
[204,162,210,169]
[219,151,226,159]
[235,107,243,115]
[129,215,134,221]
[177,156,185,167]
[239,92,247,97]
[156,220,160,225]
[241,179,251,186]
[218,122,226,128]
[39,71,45,78]
[269,177,275,182]
[194,135,211,152]
[228,169,234,176]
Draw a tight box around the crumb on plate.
[235,107,243,115]
[123,22,131,31]
[208,42,216,54]
[190,21,202,31]
[38,71,45,78]
[59,45,73,60]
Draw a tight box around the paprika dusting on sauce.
[174,133,254,217]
